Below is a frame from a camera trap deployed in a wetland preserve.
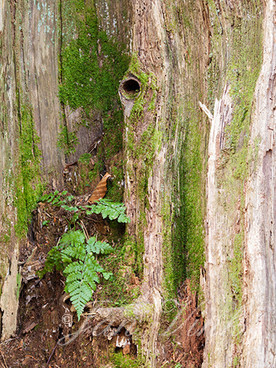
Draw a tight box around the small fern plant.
[39,195,130,319]
[61,198,131,223]
[85,199,130,222]
[41,230,113,320]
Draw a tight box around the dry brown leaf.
[88,172,111,204]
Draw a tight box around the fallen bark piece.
[23,322,38,334]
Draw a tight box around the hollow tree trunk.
[0,0,275,367]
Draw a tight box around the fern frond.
[102,271,113,280]
[86,199,130,223]
[60,230,85,247]
[38,246,63,277]
[85,257,105,273]
[64,261,83,274]
[66,271,83,283]
[61,244,86,261]
[87,237,113,254]
[83,273,99,287]
[41,229,114,320]
[61,205,79,212]
[64,260,97,319]
[69,281,93,320]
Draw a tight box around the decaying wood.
[76,299,154,342]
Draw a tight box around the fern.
[61,205,79,212]
[86,199,130,223]
[41,230,113,320]
[39,194,130,320]
[60,230,85,247]
[38,245,63,277]
[38,190,73,207]
[87,237,114,254]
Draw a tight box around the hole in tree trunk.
[121,79,140,96]
[119,75,141,100]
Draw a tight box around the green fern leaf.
[87,237,113,254]
[66,271,83,283]
[63,255,108,319]
[60,253,72,264]
[39,246,63,277]
[63,261,83,274]
[117,213,130,223]
[41,229,114,320]
[102,271,113,280]
[61,205,79,212]
[108,209,120,220]
[66,195,74,202]
[67,278,93,320]
[60,230,85,247]
[85,257,105,273]
[61,244,86,261]
[85,199,130,223]
[83,271,99,286]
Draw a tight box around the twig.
[0,337,18,345]
[80,220,89,241]
[46,341,58,367]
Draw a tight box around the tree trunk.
[0,0,275,367]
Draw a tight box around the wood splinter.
[199,101,213,122]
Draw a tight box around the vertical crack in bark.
[34,65,42,150]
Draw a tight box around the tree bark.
[0,0,275,367]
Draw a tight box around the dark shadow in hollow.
[121,78,140,96]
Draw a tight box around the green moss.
[127,54,158,122]
[172,107,206,291]
[88,160,103,182]
[123,56,161,280]
[16,273,21,300]
[233,356,241,368]
[14,104,43,237]
[0,216,11,243]
[224,0,262,304]
[100,244,140,307]
[59,0,129,114]
[78,153,92,164]
[105,164,124,204]
[57,124,79,155]
[127,54,150,86]
[111,351,143,368]
[75,154,96,194]
[0,234,10,243]
[161,199,177,298]
[59,0,130,198]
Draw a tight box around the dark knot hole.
[121,79,140,96]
